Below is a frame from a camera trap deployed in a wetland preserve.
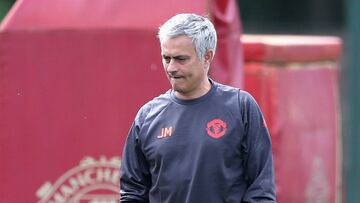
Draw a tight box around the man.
[120,13,276,202]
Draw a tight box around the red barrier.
[243,35,342,203]
[0,0,242,202]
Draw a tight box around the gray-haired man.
[120,13,276,203]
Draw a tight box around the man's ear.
[204,50,214,65]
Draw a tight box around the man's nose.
[166,59,178,73]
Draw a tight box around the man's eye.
[175,57,188,62]
[163,57,171,63]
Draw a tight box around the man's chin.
[172,86,182,92]
[172,86,186,94]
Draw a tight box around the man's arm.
[120,122,151,203]
[240,91,276,202]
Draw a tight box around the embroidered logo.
[158,127,173,139]
[206,118,227,139]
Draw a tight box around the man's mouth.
[170,75,184,79]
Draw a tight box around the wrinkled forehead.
[160,35,197,56]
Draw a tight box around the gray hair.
[158,13,217,60]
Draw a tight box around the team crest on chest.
[206,118,227,139]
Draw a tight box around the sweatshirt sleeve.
[120,118,151,203]
[240,91,276,202]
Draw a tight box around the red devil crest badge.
[206,118,227,139]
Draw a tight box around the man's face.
[161,35,212,99]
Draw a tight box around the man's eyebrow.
[173,55,189,59]
[161,54,190,61]
[162,55,189,58]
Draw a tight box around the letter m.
[164,127,172,137]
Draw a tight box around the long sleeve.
[120,121,151,203]
[240,92,276,202]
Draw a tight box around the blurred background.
[0,0,358,202]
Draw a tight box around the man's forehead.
[161,36,196,56]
